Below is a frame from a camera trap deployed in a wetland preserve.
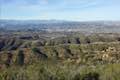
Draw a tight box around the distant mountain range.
[0,20,120,33]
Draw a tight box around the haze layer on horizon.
[0,0,120,21]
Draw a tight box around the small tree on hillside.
[5,52,13,67]
[16,50,24,66]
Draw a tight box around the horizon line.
[0,18,120,22]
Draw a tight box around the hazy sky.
[0,0,120,21]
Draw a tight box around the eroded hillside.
[0,32,120,67]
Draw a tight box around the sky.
[0,0,120,21]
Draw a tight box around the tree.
[85,37,91,44]
[16,50,24,66]
[5,52,13,67]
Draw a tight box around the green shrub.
[16,50,24,66]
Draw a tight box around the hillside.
[0,21,120,80]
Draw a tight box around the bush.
[16,50,24,66]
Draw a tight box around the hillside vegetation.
[0,31,120,80]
